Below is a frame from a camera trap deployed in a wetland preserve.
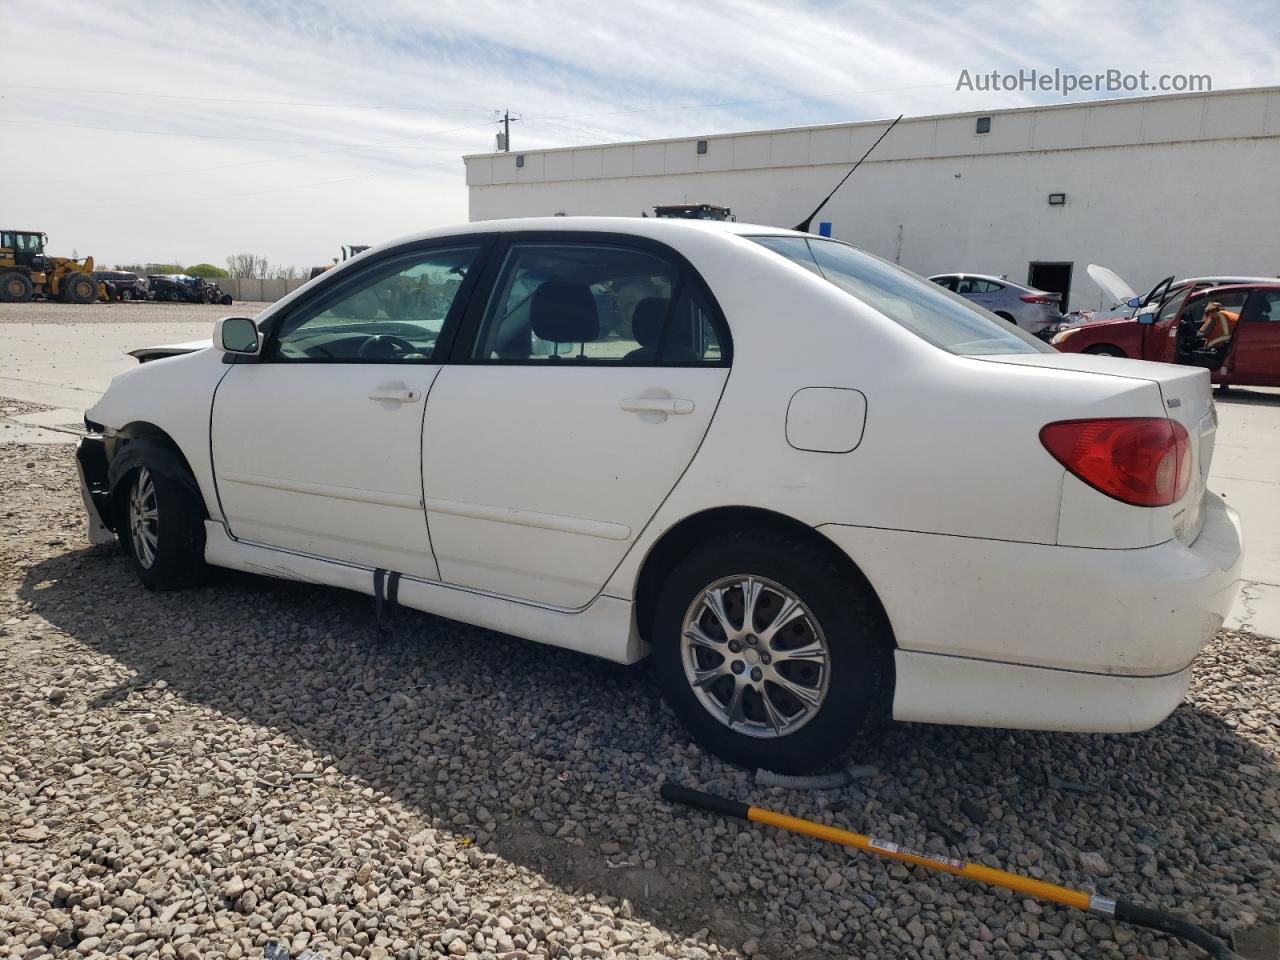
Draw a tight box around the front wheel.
[119,464,209,590]
[652,530,890,772]
[0,271,33,303]
[1084,344,1125,357]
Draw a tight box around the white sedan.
[76,218,1243,772]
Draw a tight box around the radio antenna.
[794,113,903,233]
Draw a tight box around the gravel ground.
[0,301,266,326]
[1,441,1277,960]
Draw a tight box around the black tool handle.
[660,782,750,820]
[1115,900,1236,959]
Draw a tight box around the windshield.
[751,236,1052,356]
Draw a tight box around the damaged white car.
[77,218,1243,771]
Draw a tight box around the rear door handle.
[368,387,421,403]
[621,397,695,416]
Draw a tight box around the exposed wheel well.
[632,506,896,651]
[107,423,206,516]
[995,311,1016,324]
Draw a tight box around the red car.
[1052,282,1280,388]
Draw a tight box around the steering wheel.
[357,334,418,359]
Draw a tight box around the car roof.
[1186,282,1280,295]
[380,216,807,249]
[928,273,1012,283]
[1179,275,1278,285]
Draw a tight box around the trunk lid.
[982,353,1214,544]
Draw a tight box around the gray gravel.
[1,441,1277,960]
[0,300,266,326]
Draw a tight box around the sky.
[2,0,1278,271]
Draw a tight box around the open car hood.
[127,339,211,363]
[1086,264,1137,305]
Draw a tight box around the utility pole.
[494,109,520,151]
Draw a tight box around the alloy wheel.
[680,574,831,738]
[128,468,159,569]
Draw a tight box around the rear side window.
[752,236,1051,356]
[471,243,724,364]
[955,277,1002,294]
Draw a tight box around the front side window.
[753,236,1050,356]
[1181,289,1249,330]
[471,242,723,364]
[270,245,479,362]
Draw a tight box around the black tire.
[220,293,233,306]
[65,273,97,304]
[1084,344,1125,357]
[995,312,1017,327]
[116,463,209,590]
[0,271,33,303]
[652,529,891,773]
[165,289,180,303]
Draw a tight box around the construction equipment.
[653,203,735,221]
[309,244,371,280]
[661,783,1238,959]
[0,229,100,304]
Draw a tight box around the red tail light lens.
[1021,294,1057,304]
[1040,418,1192,507]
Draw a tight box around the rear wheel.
[118,463,209,590]
[164,288,180,302]
[65,273,97,304]
[652,529,890,772]
[0,271,33,303]
[995,311,1017,327]
[1084,344,1125,357]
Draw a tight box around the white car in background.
[927,272,1062,334]
[76,218,1243,771]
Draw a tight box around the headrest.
[531,280,598,343]
[632,297,668,346]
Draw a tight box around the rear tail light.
[1021,294,1058,304]
[1040,418,1192,507]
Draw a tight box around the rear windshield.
[751,236,1053,356]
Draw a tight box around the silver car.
[928,273,1062,334]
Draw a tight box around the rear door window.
[470,242,725,364]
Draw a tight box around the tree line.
[111,255,302,280]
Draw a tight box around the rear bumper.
[891,651,1192,732]
[820,492,1243,732]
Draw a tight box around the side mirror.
[214,316,261,355]
[1126,296,1142,309]
[1137,311,1157,325]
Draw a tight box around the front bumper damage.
[76,435,116,545]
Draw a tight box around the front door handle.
[621,397,695,416]
[368,386,421,404]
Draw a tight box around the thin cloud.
[1,0,1275,266]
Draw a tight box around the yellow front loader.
[0,229,101,304]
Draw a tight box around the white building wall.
[465,88,1280,311]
